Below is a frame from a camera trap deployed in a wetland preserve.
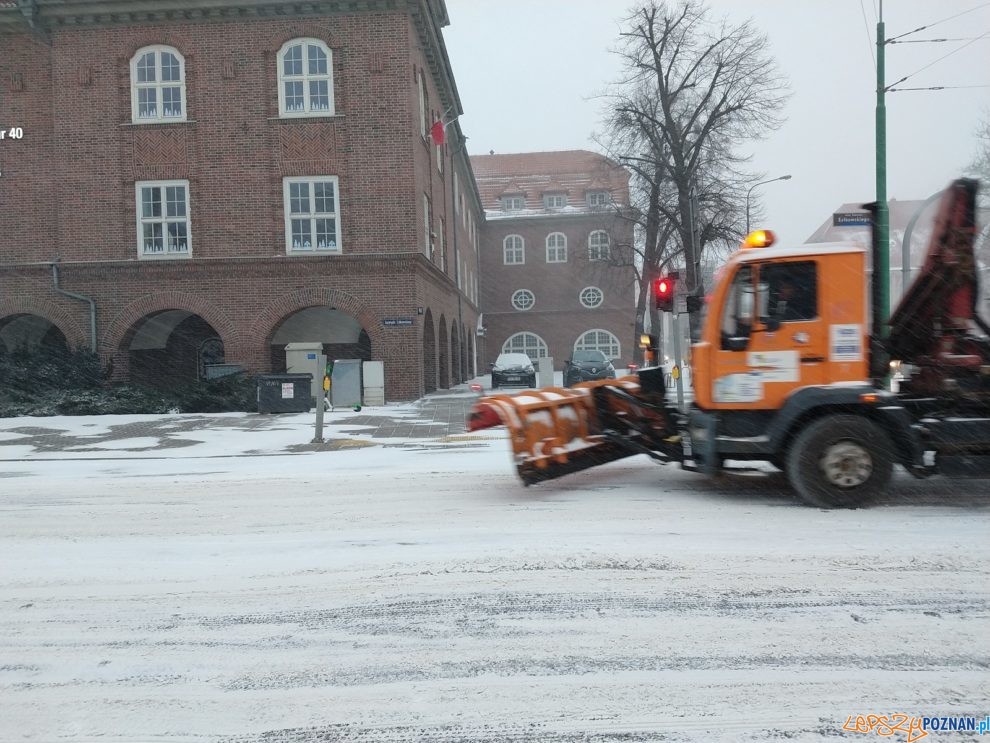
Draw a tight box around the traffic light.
[654,275,675,313]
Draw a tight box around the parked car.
[490,352,537,389]
[563,349,615,387]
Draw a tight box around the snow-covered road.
[1,415,988,741]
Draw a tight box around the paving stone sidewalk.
[0,387,486,459]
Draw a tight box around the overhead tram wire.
[884,3,990,45]
[889,36,990,44]
[886,28,990,91]
[860,0,877,69]
[920,2,990,30]
[887,83,990,92]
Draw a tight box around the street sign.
[832,212,871,227]
[383,317,414,327]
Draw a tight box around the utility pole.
[875,0,891,335]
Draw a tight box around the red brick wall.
[480,211,637,369]
[0,10,482,401]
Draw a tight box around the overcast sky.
[443,0,990,245]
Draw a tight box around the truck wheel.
[785,415,893,508]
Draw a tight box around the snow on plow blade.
[466,375,677,485]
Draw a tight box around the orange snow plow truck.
[468,178,988,508]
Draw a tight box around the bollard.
[312,394,325,443]
[312,374,330,443]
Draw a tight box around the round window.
[580,286,603,309]
[512,289,535,311]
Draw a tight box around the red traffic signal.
[654,275,675,312]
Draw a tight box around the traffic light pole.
[670,311,685,411]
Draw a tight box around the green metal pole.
[875,2,890,336]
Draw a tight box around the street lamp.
[745,174,792,233]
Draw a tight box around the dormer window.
[501,195,525,211]
[587,191,611,207]
[544,193,567,209]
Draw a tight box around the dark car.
[563,349,615,387]
[490,352,537,389]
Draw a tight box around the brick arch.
[103,292,239,354]
[0,297,88,350]
[123,39,187,61]
[265,27,340,53]
[250,287,384,355]
[422,308,436,394]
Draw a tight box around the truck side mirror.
[764,316,781,332]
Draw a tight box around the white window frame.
[418,69,428,139]
[135,180,191,259]
[454,172,460,214]
[544,193,567,209]
[502,195,524,212]
[589,230,611,261]
[424,194,433,258]
[278,38,335,118]
[546,232,567,263]
[511,289,535,311]
[579,286,604,309]
[575,329,621,360]
[503,234,524,265]
[502,331,549,362]
[130,45,187,124]
[587,191,611,207]
[439,216,446,271]
[283,176,342,253]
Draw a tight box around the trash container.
[257,373,313,413]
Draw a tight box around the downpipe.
[51,262,97,352]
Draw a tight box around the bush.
[0,349,258,417]
[0,347,103,394]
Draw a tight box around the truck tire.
[785,415,893,508]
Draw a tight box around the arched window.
[546,232,567,263]
[502,332,549,362]
[503,235,524,265]
[278,39,334,116]
[589,230,610,261]
[575,329,621,360]
[130,46,186,123]
[579,286,603,308]
[511,289,535,311]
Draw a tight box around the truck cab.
[693,235,870,412]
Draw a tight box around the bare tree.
[596,0,789,353]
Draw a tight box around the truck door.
[757,260,826,388]
[710,260,826,409]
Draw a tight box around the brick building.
[0,0,483,400]
[472,151,636,370]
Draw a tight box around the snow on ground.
[0,398,988,741]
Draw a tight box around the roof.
[470,150,631,214]
[804,197,953,270]
[736,242,866,264]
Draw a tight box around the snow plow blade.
[466,369,683,485]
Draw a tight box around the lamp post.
[745,174,792,233]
